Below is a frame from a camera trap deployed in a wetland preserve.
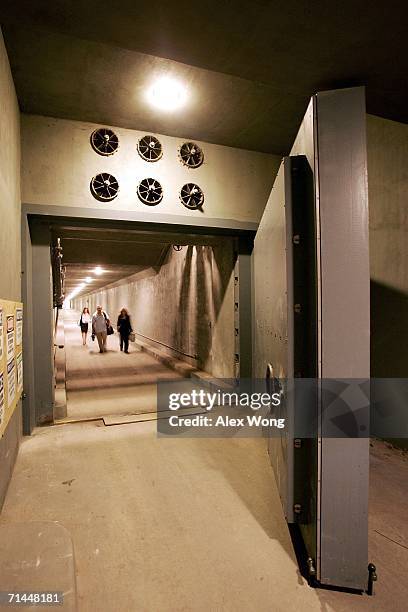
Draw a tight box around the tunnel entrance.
[22,212,254,430]
[58,228,238,424]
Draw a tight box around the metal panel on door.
[253,153,317,539]
[253,158,294,521]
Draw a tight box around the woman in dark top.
[117,308,133,353]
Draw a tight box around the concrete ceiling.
[58,230,169,267]
[53,222,237,300]
[63,263,144,297]
[2,25,304,154]
[54,222,232,300]
[54,225,171,299]
[1,1,407,154]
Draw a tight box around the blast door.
[253,87,370,591]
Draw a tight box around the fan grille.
[90,173,119,201]
[137,178,163,205]
[137,135,163,162]
[180,183,204,209]
[90,128,119,156]
[179,141,204,168]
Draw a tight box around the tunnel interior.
[47,220,247,423]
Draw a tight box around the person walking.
[92,305,110,353]
[79,307,91,345]
[117,308,133,354]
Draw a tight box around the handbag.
[103,311,114,335]
[129,332,136,342]
[107,324,114,335]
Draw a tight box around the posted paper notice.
[6,315,15,361]
[7,358,16,407]
[16,308,23,346]
[17,352,23,393]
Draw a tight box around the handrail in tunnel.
[135,331,197,360]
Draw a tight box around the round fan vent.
[137,178,163,205]
[180,183,204,210]
[179,141,204,168]
[90,173,119,201]
[137,135,163,162]
[90,128,119,156]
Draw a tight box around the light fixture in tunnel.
[146,76,187,112]
[65,282,86,302]
[94,266,104,275]
[85,276,93,283]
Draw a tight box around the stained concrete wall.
[74,242,235,377]
[367,115,408,377]
[0,32,20,299]
[0,29,21,509]
[21,114,280,223]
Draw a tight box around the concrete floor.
[1,421,321,612]
[0,311,407,611]
[1,427,407,612]
[64,310,183,420]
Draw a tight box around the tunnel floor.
[1,428,407,610]
[63,309,184,421]
[0,314,407,610]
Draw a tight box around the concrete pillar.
[30,222,55,424]
[236,241,253,378]
[21,216,36,434]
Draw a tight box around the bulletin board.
[0,300,23,438]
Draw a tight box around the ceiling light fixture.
[146,76,187,112]
[94,266,104,275]
[85,277,93,283]
[65,282,86,302]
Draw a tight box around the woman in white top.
[79,307,92,345]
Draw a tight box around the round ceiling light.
[146,76,187,112]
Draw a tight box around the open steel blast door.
[253,87,370,591]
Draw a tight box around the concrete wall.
[0,29,21,509]
[367,114,408,377]
[21,114,280,223]
[74,242,235,377]
[0,33,21,299]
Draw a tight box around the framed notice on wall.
[6,315,15,361]
[0,300,23,438]
[7,357,16,407]
[16,351,23,393]
[16,308,23,346]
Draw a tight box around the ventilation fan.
[90,128,119,156]
[90,173,119,201]
[180,183,204,209]
[137,178,163,205]
[137,135,163,162]
[178,141,204,168]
